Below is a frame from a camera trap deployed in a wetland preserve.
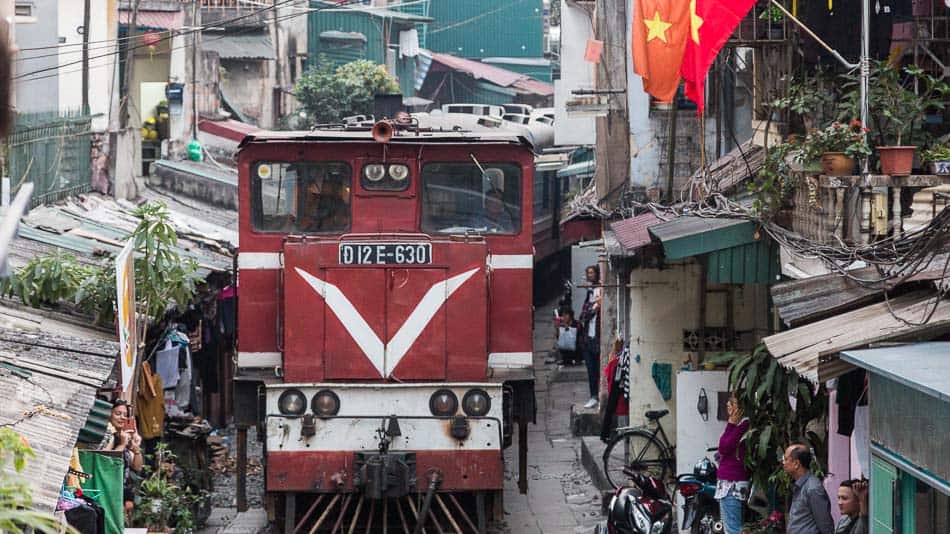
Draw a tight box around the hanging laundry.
[136,362,165,439]
[155,340,180,389]
[399,28,420,58]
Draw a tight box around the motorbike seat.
[645,409,669,420]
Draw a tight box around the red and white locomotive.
[234,116,538,532]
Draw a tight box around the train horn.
[372,120,394,143]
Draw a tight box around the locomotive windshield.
[251,161,352,233]
[420,162,521,234]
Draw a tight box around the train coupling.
[353,451,417,499]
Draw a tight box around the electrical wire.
[14,0,349,81]
[16,0,362,84]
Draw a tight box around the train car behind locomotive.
[234,118,537,532]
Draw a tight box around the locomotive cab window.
[252,162,352,233]
[421,162,521,234]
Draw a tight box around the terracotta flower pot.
[820,152,856,176]
[877,146,916,175]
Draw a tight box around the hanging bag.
[557,325,577,351]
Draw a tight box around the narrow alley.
[499,301,604,534]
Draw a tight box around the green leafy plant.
[839,62,950,146]
[130,202,201,322]
[749,139,800,217]
[134,444,205,533]
[294,58,400,125]
[712,346,828,503]
[0,253,93,307]
[921,144,950,162]
[798,120,872,161]
[1,201,200,325]
[0,429,77,533]
[758,5,783,24]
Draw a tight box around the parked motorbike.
[675,451,723,534]
[598,463,674,534]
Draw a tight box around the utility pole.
[82,0,91,113]
[272,0,282,126]
[593,0,630,208]
[120,0,141,129]
[191,0,198,141]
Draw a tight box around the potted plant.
[922,144,950,175]
[758,5,784,40]
[798,121,872,176]
[865,62,950,175]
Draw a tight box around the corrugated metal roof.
[315,1,434,22]
[427,0,543,59]
[841,343,950,403]
[318,30,368,43]
[764,291,950,384]
[707,239,781,284]
[199,118,261,144]
[512,77,554,96]
[428,52,524,87]
[119,9,185,30]
[20,195,235,274]
[610,212,661,252]
[203,32,275,60]
[0,328,117,511]
[648,217,759,260]
[771,254,950,327]
[689,140,765,193]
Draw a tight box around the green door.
[872,455,898,533]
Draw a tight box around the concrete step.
[580,436,615,513]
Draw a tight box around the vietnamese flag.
[681,0,756,114]
[631,0,691,103]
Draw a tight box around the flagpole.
[860,0,870,173]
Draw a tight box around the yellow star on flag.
[689,0,704,44]
[643,10,673,43]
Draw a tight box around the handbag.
[557,325,577,351]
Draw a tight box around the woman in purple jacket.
[716,392,751,534]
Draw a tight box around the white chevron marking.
[295,267,480,377]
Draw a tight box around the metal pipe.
[404,496,427,534]
[434,494,463,533]
[236,425,248,512]
[347,496,365,534]
[412,473,442,534]
[294,493,327,532]
[0,183,32,272]
[308,494,341,534]
[447,493,479,533]
[330,494,352,534]
[860,0,870,173]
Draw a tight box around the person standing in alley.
[580,265,602,409]
[716,392,751,534]
[783,444,835,534]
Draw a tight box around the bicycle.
[602,409,676,489]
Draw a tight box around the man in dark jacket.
[783,444,835,534]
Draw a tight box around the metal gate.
[7,110,95,207]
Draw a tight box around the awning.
[763,292,950,384]
[0,328,117,511]
[203,33,275,60]
[119,9,184,30]
[841,343,950,403]
[319,31,368,44]
[772,253,950,327]
[648,216,759,260]
[610,211,661,253]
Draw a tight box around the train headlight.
[388,164,409,181]
[364,164,386,182]
[462,389,491,416]
[277,389,307,416]
[312,389,340,417]
[429,389,458,416]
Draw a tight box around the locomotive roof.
[238,129,534,149]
